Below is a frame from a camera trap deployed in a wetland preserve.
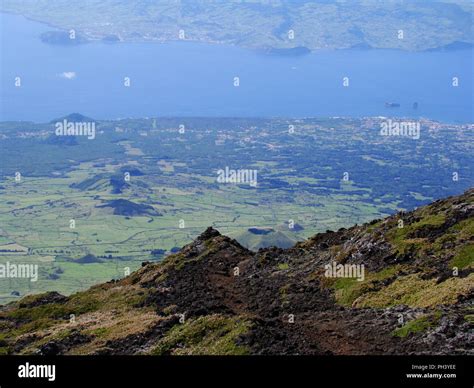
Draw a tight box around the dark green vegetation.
[1,0,472,51]
[0,116,472,303]
[392,312,442,338]
[97,199,161,217]
[0,190,472,355]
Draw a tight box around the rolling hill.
[232,227,298,251]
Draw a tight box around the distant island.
[2,0,473,52]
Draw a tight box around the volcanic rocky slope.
[1,190,473,355]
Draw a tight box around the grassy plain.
[0,116,472,303]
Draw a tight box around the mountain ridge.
[1,189,473,355]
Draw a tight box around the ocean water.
[1,12,472,123]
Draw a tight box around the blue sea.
[1,12,472,123]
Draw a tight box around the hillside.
[96,199,161,217]
[0,189,472,355]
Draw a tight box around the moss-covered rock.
[151,314,251,355]
[353,273,474,308]
[392,312,441,338]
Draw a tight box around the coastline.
[1,10,472,54]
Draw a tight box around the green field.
[0,116,472,304]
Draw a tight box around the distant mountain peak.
[50,113,95,123]
[197,227,222,241]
